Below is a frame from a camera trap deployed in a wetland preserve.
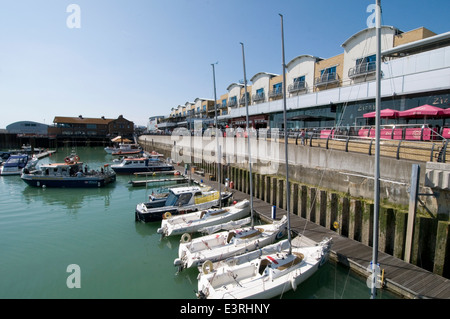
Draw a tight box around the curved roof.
[226,83,243,91]
[341,26,399,48]
[250,72,279,82]
[286,55,322,69]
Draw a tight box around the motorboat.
[173,215,288,271]
[157,199,251,238]
[104,143,141,154]
[110,156,174,174]
[0,154,37,176]
[134,186,233,223]
[196,237,332,299]
[21,155,116,188]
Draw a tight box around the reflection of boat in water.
[21,155,116,188]
[0,154,37,176]
[111,156,174,174]
[135,186,233,223]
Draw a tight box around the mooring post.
[404,164,420,263]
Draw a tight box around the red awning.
[398,104,445,117]
[363,108,399,118]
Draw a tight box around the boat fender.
[291,278,297,291]
[163,212,172,219]
[180,233,191,243]
[202,260,213,275]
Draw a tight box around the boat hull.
[111,164,174,174]
[21,175,116,188]
[135,192,233,223]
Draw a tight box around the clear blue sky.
[0,0,449,129]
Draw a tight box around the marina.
[0,146,401,299]
[1,0,449,304]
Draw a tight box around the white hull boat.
[174,215,288,271]
[196,237,332,299]
[157,200,250,238]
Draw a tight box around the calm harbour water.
[0,146,399,299]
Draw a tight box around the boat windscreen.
[165,192,178,206]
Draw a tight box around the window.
[272,82,282,93]
[294,76,305,83]
[222,99,227,107]
[356,55,376,73]
[319,66,337,82]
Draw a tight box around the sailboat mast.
[211,62,222,208]
[241,42,254,228]
[371,0,382,299]
[280,13,292,254]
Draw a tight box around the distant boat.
[110,156,174,174]
[104,143,142,154]
[0,154,37,176]
[21,155,116,188]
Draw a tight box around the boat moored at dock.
[135,186,233,223]
[21,155,116,188]
[111,156,174,174]
[0,154,38,176]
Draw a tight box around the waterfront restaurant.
[49,115,134,138]
[164,25,450,138]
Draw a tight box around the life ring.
[333,221,339,230]
[64,157,71,163]
[202,260,214,275]
[163,212,172,219]
[74,155,80,162]
[180,233,191,243]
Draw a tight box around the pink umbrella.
[443,108,450,116]
[398,104,445,118]
[363,108,399,118]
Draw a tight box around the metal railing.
[315,72,339,86]
[348,61,376,78]
[288,81,306,93]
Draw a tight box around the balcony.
[239,95,251,106]
[315,72,339,87]
[252,92,265,103]
[348,61,376,78]
[228,99,238,108]
[269,89,283,99]
[288,81,306,93]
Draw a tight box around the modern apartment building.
[162,25,450,132]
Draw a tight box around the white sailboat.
[174,215,288,271]
[196,15,332,299]
[157,199,251,237]
[172,44,290,272]
[196,237,331,299]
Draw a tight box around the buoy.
[163,212,172,219]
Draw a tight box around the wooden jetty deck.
[195,170,450,299]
